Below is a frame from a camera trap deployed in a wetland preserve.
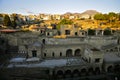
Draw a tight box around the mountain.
[61,10,100,18]
[81,10,99,16]
[63,12,73,16]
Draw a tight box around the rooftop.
[101,43,118,50]
[0,29,19,33]
[104,53,120,63]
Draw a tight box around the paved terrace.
[7,57,86,68]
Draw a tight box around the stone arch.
[57,70,64,78]
[114,47,118,51]
[42,39,45,44]
[114,64,120,73]
[82,32,85,35]
[72,69,80,77]
[81,68,87,76]
[66,49,73,57]
[88,67,94,75]
[65,70,71,74]
[74,49,81,56]
[65,70,72,77]
[75,32,78,36]
[106,50,109,52]
[110,49,113,52]
[95,67,100,74]
[107,65,113,73]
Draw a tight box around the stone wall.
[85,36,117,49]
[43,44,85,58]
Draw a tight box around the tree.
[94,13,105,20]
[103,14,109,20]
[108,12,117,18]
[59,19,73,25]
[3,15,12,27]
[94,13,109,20]
[108,12,117,22]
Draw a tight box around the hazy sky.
[0,0,120,15]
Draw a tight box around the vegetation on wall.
[57,19,73,30]
[94,12,118,21]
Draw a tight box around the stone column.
[72,49,74,57]
[49,69,53,76]
[95,30,98,36]
[102,30,104,36]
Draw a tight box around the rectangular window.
[44,53,46,57]
[32,50,37,57]
[52,52,54,57]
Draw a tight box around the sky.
[0,0,120,15]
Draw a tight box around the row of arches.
[106,46,120,52]
[66,49,81,57]
[43,49,81,58]
[56,67,101,78]
[107,64,120,73]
